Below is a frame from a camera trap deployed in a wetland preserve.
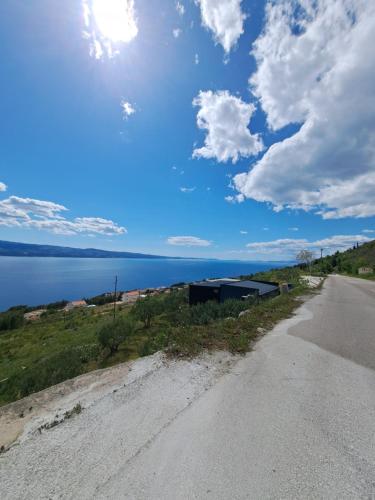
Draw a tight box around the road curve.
[1,275,375,499]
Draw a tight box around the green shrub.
[0,312,24,332]
[131,296,162,328]
[97,317,135,355]
[0,348,84,400]
[186,299,253,326]
[167,326,203,357]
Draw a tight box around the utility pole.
[113,275,118,321]
[320,248,324,259]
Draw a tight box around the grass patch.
[164,287,308,357]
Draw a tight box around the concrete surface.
[1,275,375,499]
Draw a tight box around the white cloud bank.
[167,236,211,247]
[0,196,126,236]
[233,0,375,219]
[0,182,7,192]
[193,91,263,163]
[195,0,245,54]
[246,234,372,258]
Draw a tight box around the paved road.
[2,275,375,499]
[108,275,375,499]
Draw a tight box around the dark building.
[189,279,280,305]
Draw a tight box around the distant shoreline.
[0,240,178,260]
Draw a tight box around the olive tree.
[131,296,161,328]
[97,317,135,355]
[296,249,314,273]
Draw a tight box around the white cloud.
[167,236,211,247]
[362,229,375,234]
[233,0,375,220]
[82,0,138,59]
[193,90,263,163]
[121,100,135,118]
[0,196,67,219]
[246,234,371,258]
[195,53,200,65]
[195,0,245,54]
[180,187,196,193]
[176,1,185,16]
[240,230,248,234]
[0,182,7,192]
[225,194,244,203]
[288,227,299,232]
[0,195,126,236]
[173,28,182,38]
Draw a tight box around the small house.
[64,300,87,311]
[122,290,140,304]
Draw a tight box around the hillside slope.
[0,240,171,259]
[317,239,375,274]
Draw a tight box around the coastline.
[0,257,291,312]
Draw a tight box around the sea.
[0,257,288,312]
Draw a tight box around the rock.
[238,309,251,318]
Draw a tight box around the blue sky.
[1,0,375,260]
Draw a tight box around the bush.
[97,317,135,355]
[131,296,162,328]
[0,348,84,401]
[186,299,253,326]
[188,301,220,325]
[167,326,203,357]
[0,312,24,332]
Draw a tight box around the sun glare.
[83,0,138,58]
[92,0,138,43]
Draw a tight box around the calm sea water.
[0,257,286,311]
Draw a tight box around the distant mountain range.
[0,240,175,259]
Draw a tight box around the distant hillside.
[316,239,375,274]
[0,240,172,259]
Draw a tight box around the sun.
[91,0,138,43]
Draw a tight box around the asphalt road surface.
[2,275,375,499]
[110,275,375,499]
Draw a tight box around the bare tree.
[296,249,314,273]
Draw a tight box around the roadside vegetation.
[0,266,311,406]
[306,239,375,278]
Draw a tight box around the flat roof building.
[189,279,280,305]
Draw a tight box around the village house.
[64,300,87,311]
[121,290,140,304]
